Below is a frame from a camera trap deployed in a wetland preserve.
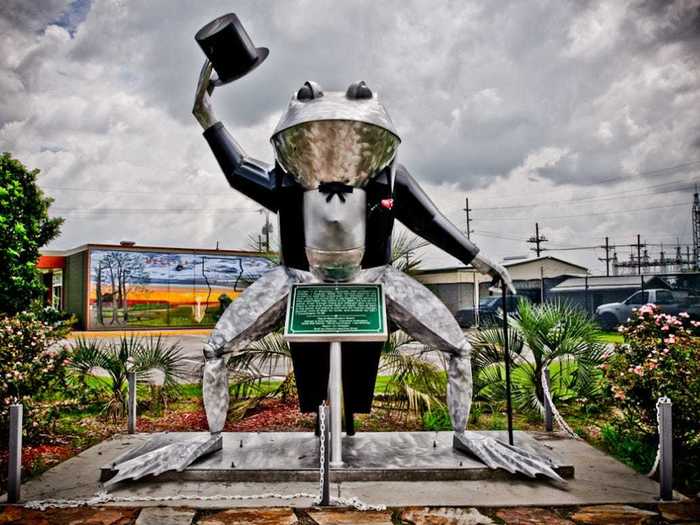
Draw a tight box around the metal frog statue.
[107,14,563,484]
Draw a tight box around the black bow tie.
[318,182,354,203]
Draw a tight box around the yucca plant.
[378,331,447,417]
[470,300,606,433]
[68,335,187,421]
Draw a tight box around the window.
[626,291,649,305]
[51,270,63,310]
[655,290,675,305]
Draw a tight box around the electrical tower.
[527,223,548,256]
[599,237,613,276]
[463,197,472,240]
[693,191,700,270]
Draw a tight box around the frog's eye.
[346,80,372,99]
[296,80,323,101]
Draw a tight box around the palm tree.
[391,229,428,275]
[68,335,188,421]
[470,300,606,434]
[226,329,447,422]
[377,331,446,416]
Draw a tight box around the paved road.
[64,333,451,383]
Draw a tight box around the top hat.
[195,13,269,86]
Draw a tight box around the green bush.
[605,304,700,493]
[422,406,451,431]
[0,312,69,444]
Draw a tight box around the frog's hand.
[454,432,565,483]
[105,434,222,487]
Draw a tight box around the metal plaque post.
[8,404,23,503]
[329,341,344,467]
[127,372,137,434]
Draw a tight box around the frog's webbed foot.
[453,431,565,483]
[105,433,222,487]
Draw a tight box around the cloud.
[0,0,698,274]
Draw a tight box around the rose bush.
[605,303,700,493]
[0,311,70,444]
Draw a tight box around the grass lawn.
[599,331,624,344]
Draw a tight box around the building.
[39,243,276,330]
[414,256,588,313]
[549,274,674,313]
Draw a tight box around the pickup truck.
[595,288,700,330]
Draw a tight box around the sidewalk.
[68,328,213,338]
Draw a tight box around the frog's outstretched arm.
[193,60,279,212]
[393,164,514,292]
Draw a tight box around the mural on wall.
[89,249,276,328]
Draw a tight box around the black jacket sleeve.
[203,121,279,212]
[393,163,480,265]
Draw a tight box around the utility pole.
[259,208,272,252]
[599,237,612,277]
[527,223,548,257]
[636,234,643,275]
[464,197,472,240]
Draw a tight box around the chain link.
[318,402,327,499]
[647,396,669,478]
[541,367,580,439]
[25,403,384,513]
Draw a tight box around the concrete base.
[100,431,573,483]
[10,431,677,508]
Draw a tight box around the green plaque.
[284,284,387,342]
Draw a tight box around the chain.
[26,401,384,513]
[647,396,669,478]
[318,402,327,499]
[540,367,580,439]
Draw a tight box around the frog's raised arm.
[193,60,279,212]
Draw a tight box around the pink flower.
[679,312,689,318]
[661,325,669,331]
[633,365,644,376]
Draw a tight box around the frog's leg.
[360,265,564,482]
[203,266,309,432]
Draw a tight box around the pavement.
[7,431,681,509]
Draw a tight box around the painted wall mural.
[89,249,276,328]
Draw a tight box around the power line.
[472,179,699,211]
[471,201,689,222]
[53,207,261,214]
[464,160,700,207]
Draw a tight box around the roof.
[502,256,588,271]
[41,243,265,258]
[550,275,670,293]
[414,256,588,275]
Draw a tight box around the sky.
[1,0,699,274]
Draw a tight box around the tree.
[470,300,606,431]
[0,153,62,315]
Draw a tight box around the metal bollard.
[319,404,330,506]
[659,397,673,501]
[127,372,137,434]
[8,404,23,503]
[544,368,553,432]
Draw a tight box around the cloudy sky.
[1,0,699,274]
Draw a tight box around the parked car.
[454,295,529,328]
[595,288,700,330]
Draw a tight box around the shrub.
[0,312,69,444]
[605,304,700,493]
[68,335,188,421]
